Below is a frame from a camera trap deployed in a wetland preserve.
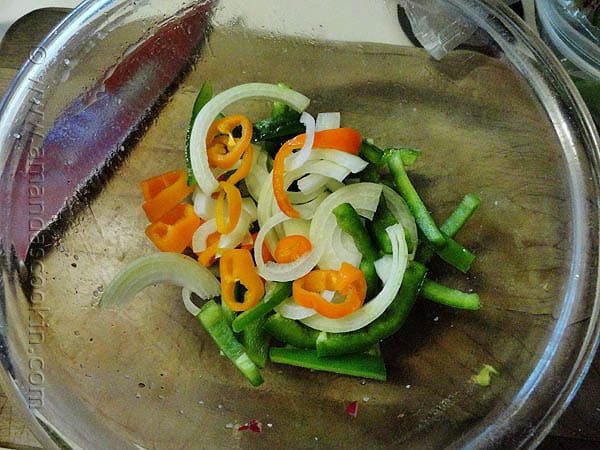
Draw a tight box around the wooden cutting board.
[0,7,599,450]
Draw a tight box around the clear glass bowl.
[536,0,600,124]
[1,0,599,448]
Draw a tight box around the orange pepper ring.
[206,115,252,169]
[273,234,313,263]
[292,263,366,319]
[225,144,254,185]
[272,139,303,218]
[219,249,265,312]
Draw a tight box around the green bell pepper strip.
[263,313,320,349]
[232,281,292,333]
[368,198,397,254]
[385,147,421,166]
[387,150,446,248]
[359,140,421,167]
[185,81,213,186]
[420,279,481,310]
[368,195,416,256]
[197,300,263,386]
[240,317,271,368]
[440,193,481,236]
[252,86,306,150]
[252,108,305,146]
[269,347,387,381]
[432,233,476,273]
[316,261,427,357]
[416,193,480,265]
[359,163,384,183]
[221,300,236,327]
[332,202,380,299]
[359,140,385,165]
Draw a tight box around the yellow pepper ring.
[215,181,242,235]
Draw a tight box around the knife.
[0,1,215,262]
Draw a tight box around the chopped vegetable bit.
[346,401,359,418]
[471,364,500,387]
[238,419,262,432]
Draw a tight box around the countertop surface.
[0,5,599,450]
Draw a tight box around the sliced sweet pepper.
[206,114,253,169]
[197,231,221,267]
[292,262,367,319]
[215,181,242,234]
[225,143,254,185]
[141,170,194,222]
[286,128,363,155]
[241,232,274,263]
[220,248,265,312]
[145,203,202,253]
[273,234,312,263]
[272,139,303,218]
[273,127,363,218]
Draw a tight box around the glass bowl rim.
[0,0,599,448]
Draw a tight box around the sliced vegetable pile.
[101,82,481,386]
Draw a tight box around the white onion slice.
[309,182,382,270]
[293,191,328,220]
[286,160,351,187]
[297,174,330,195]
[218,209,254,252]
[276,289,337,320]
[288,186,327,204]
[382,185,419,258]
[330,227,361,268]
[193,188,217,220]
[326,179,345,192]
[189,83,310,195]
[256,179,282,249]
[374,254,394,283]
[245,144,270,201]
[287,112,315,171]
[255,212,319,281]
[100,253,220,312]
[181,288,201,316]
[315,112,340,131]
[192,219,218,253]
[275,297,317,320]
[302,224,408,332]
[281,218,311,239]
[309,149,368,173]
[241,197,258,221]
